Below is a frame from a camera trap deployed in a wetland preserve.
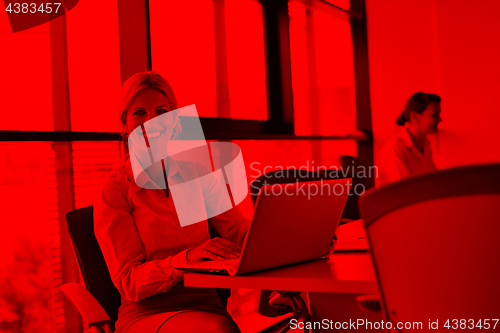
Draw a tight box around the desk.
[185,220,377,293]
[184,221,380,332]
[184,252,378,294]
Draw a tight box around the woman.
[94,71,248,332]
[378,92,442,185]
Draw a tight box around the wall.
[366,0,500,169]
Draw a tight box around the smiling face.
[412,102,442,135]
[126,88,172,140]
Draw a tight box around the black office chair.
[339,155,375,220]
[61,205,231,332]
[61,206,119,332]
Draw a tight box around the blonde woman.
[94,71,248,333]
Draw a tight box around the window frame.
[116,0,373,160]
[0,1,373,330]
[0,0,372,161]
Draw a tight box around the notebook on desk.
[174,178,351,276]
[334,237,369,252]
[334,220,370,252]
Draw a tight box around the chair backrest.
[340,155,375,189]
[250,167,362,220]
[360,163,500,331]
[65,205,231,329]
[65,206,121,331]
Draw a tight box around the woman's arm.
[207,206,249,248]
[199,169,250,247]
[94,171,189,302]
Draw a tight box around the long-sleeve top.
[94,156,249,331]
[378,127,437,186]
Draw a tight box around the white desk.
[185,221,380,333]
[185,220,377,294]
[184,252,378,294]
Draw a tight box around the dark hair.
[396,92,441,126]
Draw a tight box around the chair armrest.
[356,294,382,313]
[61,283,111,331]
[269,290,293,310]
[256,290,292,317]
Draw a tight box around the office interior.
[1,0,499,332]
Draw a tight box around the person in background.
[378,92,442,185]
[94,71,248,333]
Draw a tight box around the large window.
[0,141,121,332]
[0,0,371,331]
[149,0,268,120]
[325,0,350,10]
[66,0,122,132]
[0,16,53,131]
[0,142,55,332]
[289,1,357,137]
[1,3,123,332]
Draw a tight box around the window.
[0,17,53,131]
[289,1,357,137]
[66,0,122,132]
[227,138,357,220]
[149,0,267,120]
[236,139,357,184]
[0,0,372,331]
[0,141,122,331]
[325,0,350,10]
[72,141,123,208]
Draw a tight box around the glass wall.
[289,2,358,137]
[0,141,121,332]
[66,0,122,132]
[0,18,53,131]
[0,0,368,331]
[149,0,268,120]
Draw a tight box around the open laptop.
[174,178,351,276]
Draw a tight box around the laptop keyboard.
[191,258,240,268]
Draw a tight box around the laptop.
[174,178,351,276]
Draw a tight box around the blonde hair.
[118,71,182,143]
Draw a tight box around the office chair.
[359,163,500,331]
[339,155,374,188]
[339,155,375,220]
[62,206,119,332]
[61,206,231,332]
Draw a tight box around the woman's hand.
[187,237,241,262]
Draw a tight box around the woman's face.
[414,102,442,134]
[126,88,172,138]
